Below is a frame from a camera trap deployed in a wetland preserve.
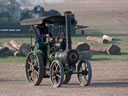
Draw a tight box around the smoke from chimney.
[16,0,64,6]
[0,0,64,6]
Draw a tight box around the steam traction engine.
[21,12,92,88]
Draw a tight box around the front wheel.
[25,52,44,86]
[76,59,92,86]
[50,60,64,88]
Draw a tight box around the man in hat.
[35,21,52,43]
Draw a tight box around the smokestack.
[65,11,72,50]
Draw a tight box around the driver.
[35,21,53,43]
[35,21,53,78]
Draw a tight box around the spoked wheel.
[50,60,64,88]
[25,52,44,86]
[63,72,72,84]
[77,59,92,86]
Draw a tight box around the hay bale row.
[0,40,31,57]
[86,35,113,44]
[73,42,120,55]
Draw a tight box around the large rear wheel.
[77,59,92,86]
[50,60,64,88]
[25,52,44,86]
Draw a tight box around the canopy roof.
[20,16,76,26]
[20,17,47,25]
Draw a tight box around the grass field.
[0,34,128,64]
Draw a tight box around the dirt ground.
[0,61,128,96]
[1,0,128,96]
[44,0,128,34]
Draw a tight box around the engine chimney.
[65,11,72,50]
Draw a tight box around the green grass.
[0,37,32,46]
[0,34,128,63]
[0,56,26,63]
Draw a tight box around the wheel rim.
[50,60,64,87]
[77,60,92,86]
[78,62,88,85]
[26,53,40,84]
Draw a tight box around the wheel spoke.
[54,79,57,84]
[84,75,88,81]
[34,70,39,75]
[56,74,61,78]
[55,63,58,71]
[56,66,60,73]
[34,59,38,65]
[34,55,38,65]
[28,62,32,66]
[53,75,56,79]
[82,63,86,70]
[28,68,32,72]
[37,65,39,68]
[53,75,57,84]
[52,68,55,73]
[84,64,88,70]
[79,66,82,72]
[30,72,34,81]
[82,76,88,84]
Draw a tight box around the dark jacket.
[35,26,52,43]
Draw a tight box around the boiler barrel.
[49,50,79,65]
